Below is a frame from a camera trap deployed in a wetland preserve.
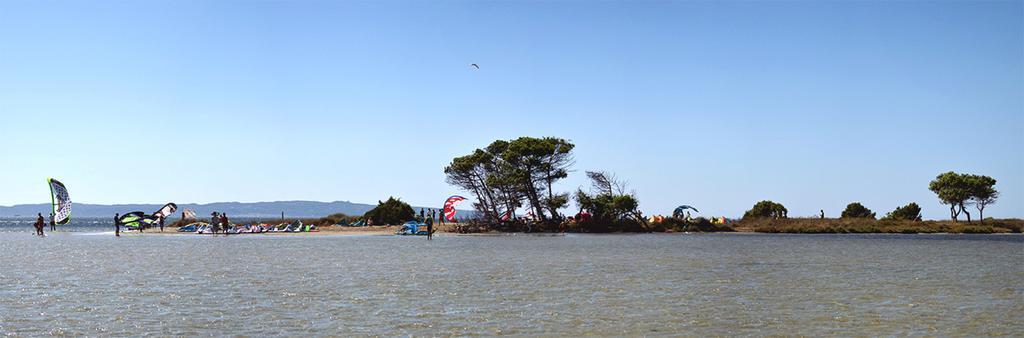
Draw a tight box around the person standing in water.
[210,212,220,235]
[34,213,44,236]
[49,213,56,231]
[114,213,120,237]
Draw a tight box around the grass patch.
[739,218,1022,234]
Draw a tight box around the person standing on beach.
[426,214,434,240]
[49,213,56,231]
[419,208,425,222]
[438,209,445,226]
[114,213,120,237]
[159,215,165,232]
[221,213,230,234]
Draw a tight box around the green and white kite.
[47,178,72,225]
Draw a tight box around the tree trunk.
[950,204,958,222]
[473,174,500,223]
[978,205,985,224]
[545,173,560,221]
[521,169,546,222]
[960,203,971,223]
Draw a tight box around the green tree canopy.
[929,171,998,223]
[967,175,998,222]
[882,202,921,221]
[929,171,973,222]
[743,200,788,219]
[363,197,415,225]
[841,202,876,219]
[444,136,574,225]
[574,171,646,232]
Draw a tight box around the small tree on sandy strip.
[841,202,876,219]
[967,175,998,223]
[575,171,646,231]
[363,197,415,225]
[743,200,788,219]
[929,172,973,222]
[883,202,922,221]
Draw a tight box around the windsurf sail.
[153,203,178,219]
[47,178,72,224]
[443,195,466,222]
[182,209,196,219]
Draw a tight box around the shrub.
[883,202,921,221]
[841,202,876,219]
[363,197,415,225]
[743,200,788,219]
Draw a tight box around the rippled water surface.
[1,229,1021,336]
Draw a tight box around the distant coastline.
[0,200,472,218]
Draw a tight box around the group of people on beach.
[419,208,447,239]
[208,212,231,235]
[31,213,55,236]
[111,213,169,237]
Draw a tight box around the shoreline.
[102,228,1023,237]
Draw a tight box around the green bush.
[363,197,415,225]
[882,202,921,221]
[841,202,876,219]
[743,200,788,219]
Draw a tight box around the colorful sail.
[47,178,72,224]
[443,195,466,222]
[182,209,196,219]
[673,205,699,218]
[153,203,178,219]
[118,211,146,226]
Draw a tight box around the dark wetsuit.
[35,215,45,236]
[426,217,434,240]
[114,214,120,237]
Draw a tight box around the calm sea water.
[0,222,1021,336]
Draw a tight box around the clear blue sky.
[1,0,1021,219]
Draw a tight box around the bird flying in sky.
[469,63,480,70]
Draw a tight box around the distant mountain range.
[0,200,464,218]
